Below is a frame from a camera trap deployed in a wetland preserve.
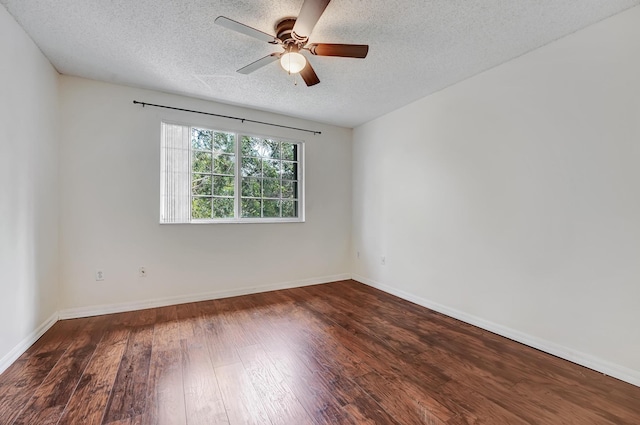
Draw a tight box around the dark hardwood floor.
[1,280,639,424]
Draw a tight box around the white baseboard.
[58,273,352,320]
[352,273,640,388]
[0,312,59,375]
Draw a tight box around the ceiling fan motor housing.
[276,18,301,45]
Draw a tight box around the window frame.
[161,120,305,224]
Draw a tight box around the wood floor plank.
[263,346,356,425]
[180,339,229,425]
[353,371,453,425]
[57,327,130,425]
[177,303,229,425]
[509,380,620,424]
[228,294,401,425]
[101,324,154,424]
[215,361,273,425]
[210,298,259,349]
[16,317,88,361]
[529,378,640,425]
[237,344,314,425]
[0,348,69,424]
[269,291,375,379]
[235,294,356,425]
[104,418,131,425]
[438,381,530,425]
[139,305,187,425]
[140,354,185,425]
[334,378,403,425]
[196,301,243,368]
[105,415,142,425]
[303,353,402,425]
[13,316,108,425]
[0,316,95,423]
[287,288,450,388]
[245,289,490,424]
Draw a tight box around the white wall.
[0,5,60,367]
[58,76,352,314]
[352,6,640,384]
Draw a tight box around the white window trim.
[160,121,305,224]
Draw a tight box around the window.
[161,122,303,223]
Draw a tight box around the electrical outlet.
[381,256,386,265]
[95,269,105,281]
[139,266,147,278]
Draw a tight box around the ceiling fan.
[214,0,369,87]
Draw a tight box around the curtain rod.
[132,100,321,135]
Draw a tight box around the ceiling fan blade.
[215,16,278,44]
[299,61,320,86]
[292,0,331,41]
[309,43,369,58]
[237,53,281,74]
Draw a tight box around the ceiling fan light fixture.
[280,51,307,74]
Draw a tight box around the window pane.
[263,139,280,159]
[242,198,261,218]
[192,174,212,196]
[192,197,212,219]
[214,132,234,154]
[191,128,212,151]
[192,151,212,173]
[263,200,280,218]
[213,198,234,218]
[241,136,264,157]
[282,143,297,161]
[263,159,280,178]
[213,176,235,196]
[263,178,280,198]
[242,178,261,197]
[282,200,297,217]
[282,161,296,180]
[281,180,297,199]
[214,154,235,175]
[213,176,234,196]
[242,157,262,177]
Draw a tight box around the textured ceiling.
[2,0,639,128]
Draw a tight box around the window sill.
[161,217,305,224]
